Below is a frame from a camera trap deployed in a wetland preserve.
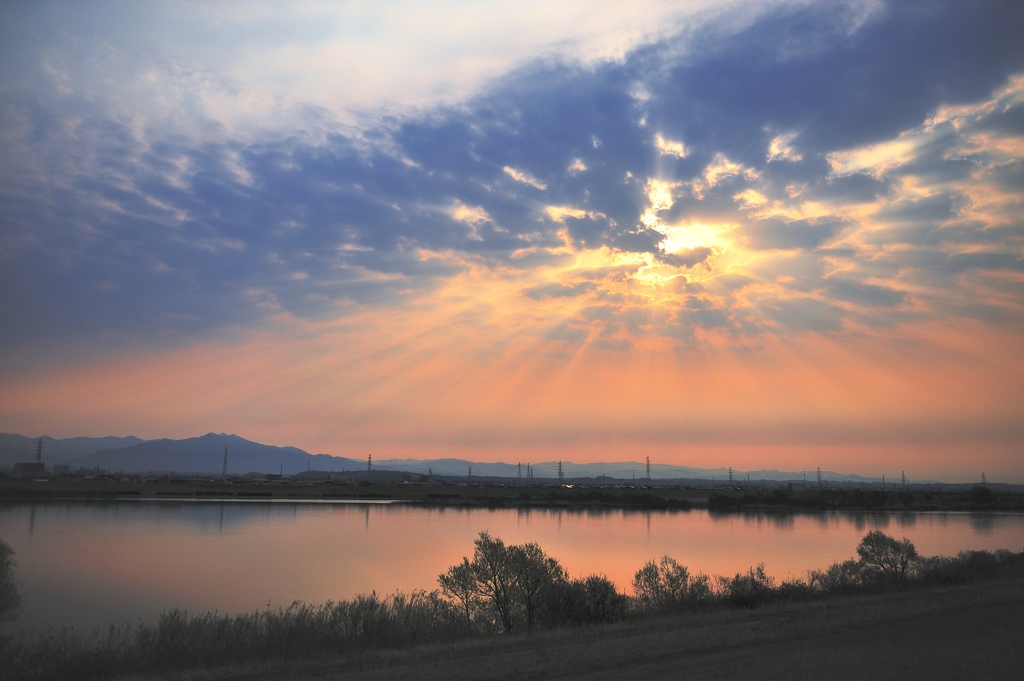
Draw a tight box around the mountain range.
[0,432,889,482]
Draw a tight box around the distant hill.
[68,433,361,476]
[2,431,885,482]
[0,433,145,468]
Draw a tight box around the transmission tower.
[646,456,651,480]
[817,467,822,489]
[222,447,228,478]
[36,437,42,464]
[518,462,521,479]
[981,472,987,485]
[901,470,906,487]
[558,461,563,482]
[728,466,733,484]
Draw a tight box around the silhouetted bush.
[0,538,20,620]
[720,563,776,608]
[915,548,1024,585]
[576,574,629,623]
[540,574,628,627]
[630,556,714,614]
[632,556,690,612]
[808,559,863,595]
[775,577,817,602]
[1,591,473,680]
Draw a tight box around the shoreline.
[2,479,1022,513]
[6,566,1024,680]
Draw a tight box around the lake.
[2,500,1023,632]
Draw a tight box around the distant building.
[13,462,46,476]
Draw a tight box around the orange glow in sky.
[2,1,1022,480]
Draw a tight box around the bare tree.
[438,557,478,625]
[511,542,566,630]
[856,530,918,587]
[470,532,518,632]
[439,532,570,633]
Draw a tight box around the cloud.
[767,132,802,162]
[740,217,846,251]
[654,134,687,158]
[825,280,905,308]
[503,166,547,190]
[524,282,596,300]
[1,0,1022,364]
[658,247,714,268]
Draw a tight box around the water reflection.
[970,513,996,534]
[1,502,1023,633]
[896,512,918,528]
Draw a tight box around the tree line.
[434,529,973,631]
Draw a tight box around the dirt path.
[550,596,1024,681]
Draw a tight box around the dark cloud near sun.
[1,0,1022,357]
[739,218,847,251]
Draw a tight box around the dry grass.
[124,577,1024,681]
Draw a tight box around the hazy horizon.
[1,430,1010,483]
[1,1,1022,480]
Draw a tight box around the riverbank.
[110,576,1024,681]
[2,479,1020,512]
[4,534,1023,680]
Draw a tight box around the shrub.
[632,556,692,612]
[0,591,474,680]
[687,572,714,611]
[808,559,863,594]
[720,563,776,608]
[915,548,1024,585]
[776,577,816,602]
[540,574,629,627]
[0,538,20,620]
[578,574,628,623]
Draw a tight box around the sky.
[1,0,1022,481]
